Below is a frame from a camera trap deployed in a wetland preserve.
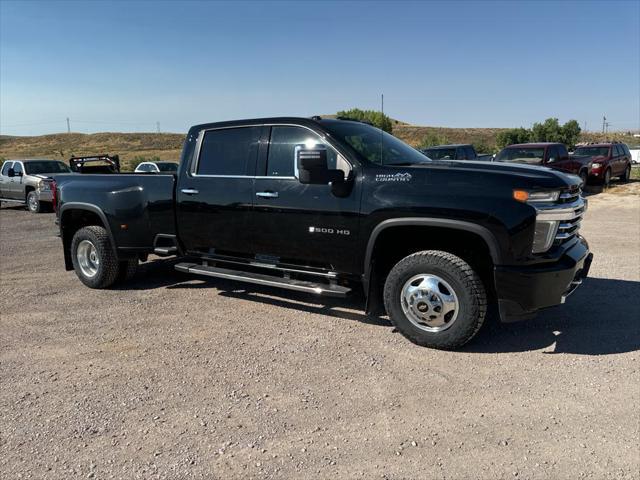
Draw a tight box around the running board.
[174,262,351,297]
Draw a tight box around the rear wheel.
[117,259,138,283]
[27,191,41,213]
[71,226,120,288]
[621,165,631,182]
[383,250,487,349]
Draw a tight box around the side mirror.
[7,168,16,177]
[548,157,556,163]
[295,146,342,185]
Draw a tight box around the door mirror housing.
[296,146,343,185]
[7,168,15,177]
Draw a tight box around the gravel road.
[1,193,639,479]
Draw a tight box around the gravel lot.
[1,192,639,479]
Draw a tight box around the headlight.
[532,220,559,253]
[592,163,602,168]
[513,190,560,203]
[38,180,51,191]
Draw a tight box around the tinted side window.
[13,162,23,174]
[615,145,623,156]
[466,147,476,159]
[267,126,340,177]
[547,147,558,161]
[1,162,12,175]
[622,144,631,156]
[557,145,568,158]
[198,127,261,176]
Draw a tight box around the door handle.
[181,188,199,195]
[256,191,279,199]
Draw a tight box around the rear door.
[250,124,361,273]
[7,161,24,199]
[0,162,13,198]
[176,125,264,257]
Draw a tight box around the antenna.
[156,121,160,133]
[380,93,384,164]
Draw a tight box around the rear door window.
[465,147,476,159]
[614,145,623,156]
[197,127,261,176]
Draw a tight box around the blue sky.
[1,0,638,135]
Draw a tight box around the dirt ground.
[1,192,639,480]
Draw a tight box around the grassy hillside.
[0,132,184,171]
[2,126,638,172]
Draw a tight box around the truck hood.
[410,159,582,190]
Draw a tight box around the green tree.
[561,120,581,149]
[417,132,450,149]
[336,108,393,133]
[531,118,564,143]
[496,128,531,149]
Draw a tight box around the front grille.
[555,203,585,242]
[558,185,581,204]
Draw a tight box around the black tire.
[383,250,487,350]
[117,259,138,283]
[71,226,120,288]
[603,168,611,187]
[26,191,41,213]
[621,165,631,182]
[579,170,588,187]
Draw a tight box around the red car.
[572,143,633,186]
[495,142,593,185]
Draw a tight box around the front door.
[176,125,264,257]
[0,162,13,198]
[7,161,24,200]
[250,125,361,273]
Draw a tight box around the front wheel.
[603,168,611,187]
[383,250,487,349]
[71,226,120,288]
[27,191,41,213]
[579,170,588,187]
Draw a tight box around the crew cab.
[421,144,493,162]
[0,159,71,212]
[572,142,632,186]
[52,117,592,349]
[495,142,593,185]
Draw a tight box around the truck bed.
[55,173,176,252]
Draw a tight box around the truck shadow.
[124,260,639,355]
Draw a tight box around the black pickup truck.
[52,117,592,349]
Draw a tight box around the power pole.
[602,116,606,134]
[156,121,160,133]
[381,93,384,114]
[66,117,70,133]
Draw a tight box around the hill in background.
[2,120,638,171]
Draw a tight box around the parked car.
[421,144,493,162]
[52,117,591,350]
[0,159,71,213]
[70,154,120,174]
[572,142,632,186]
[134,161,179,173]
[495,142,593,185]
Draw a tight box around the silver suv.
[0,159,72,213]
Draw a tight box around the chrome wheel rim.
[28,195,38,211]
[77,240,99,278]
[400,274,459,332]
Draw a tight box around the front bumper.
[494,237,592,322]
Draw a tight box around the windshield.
[24,161,71,174]
[424,148,456,160]
[322,121,430,166]
[495,147,545,164]
[573,146,610,157]
[157,162,178,172]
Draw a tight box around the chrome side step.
[175,262,351,297]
